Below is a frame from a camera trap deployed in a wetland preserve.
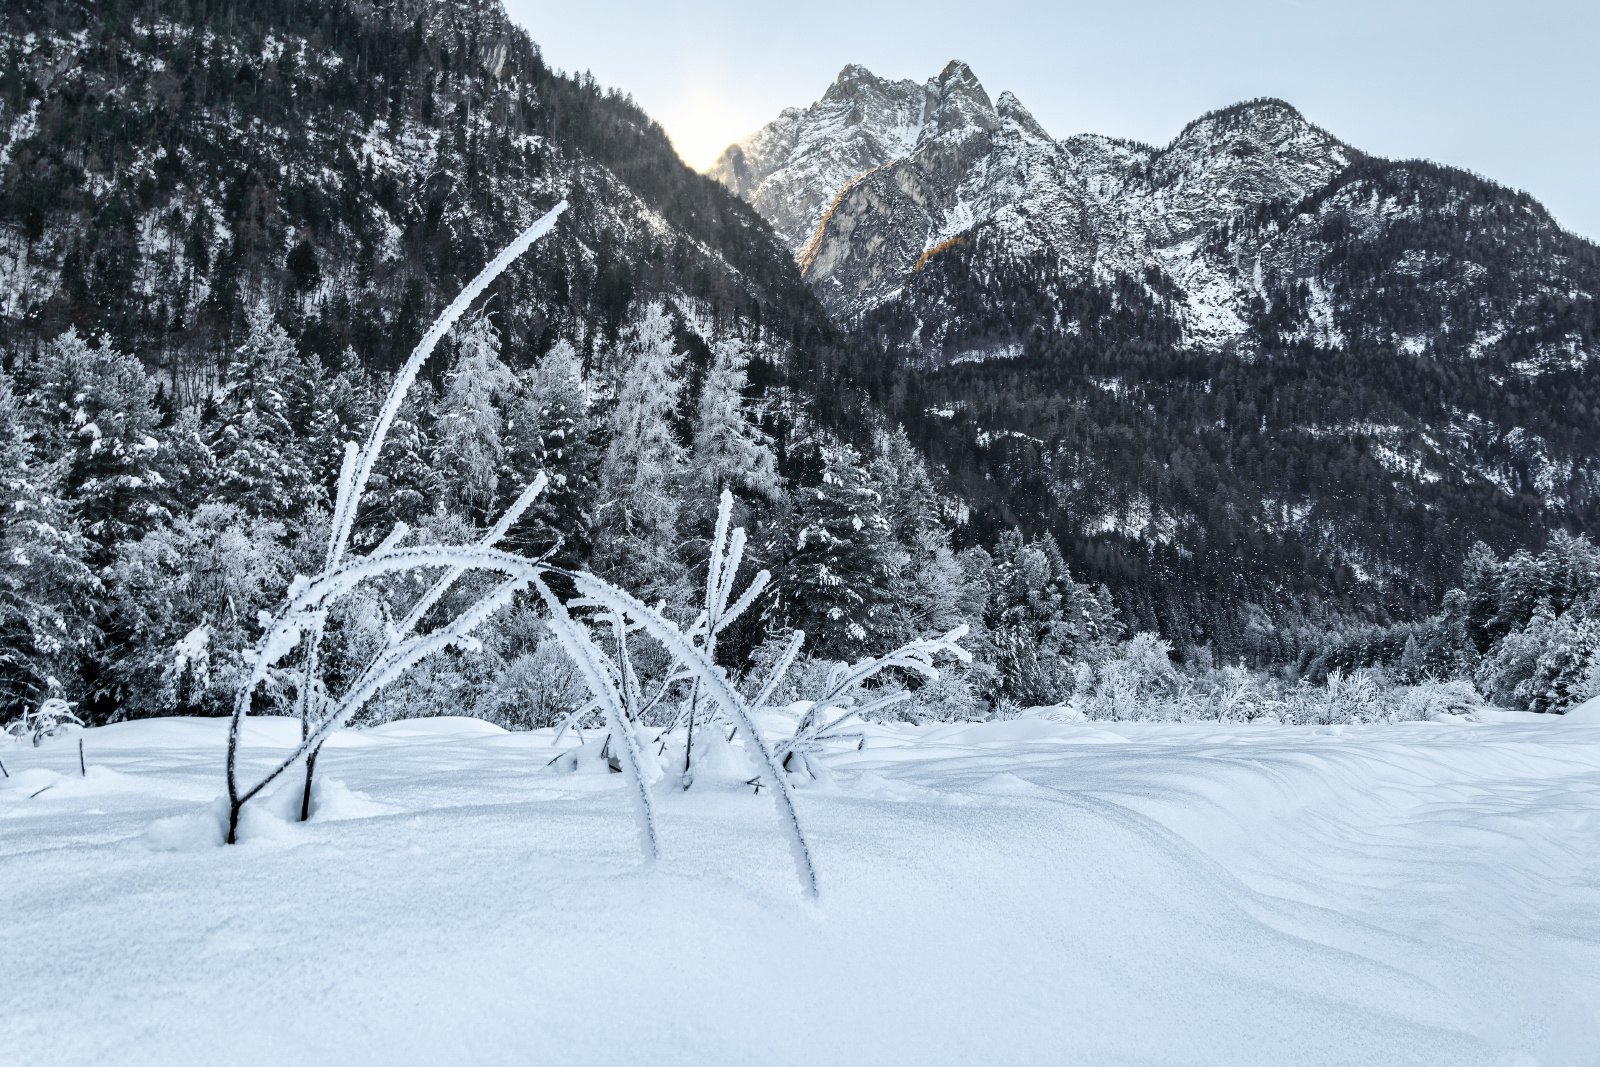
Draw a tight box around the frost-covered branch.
[227,205,568,841]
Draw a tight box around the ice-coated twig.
[774,628,970,774]
[328,203,567,569]
[565,571,819,899]
[532,573,660,862]
[229,574,530,837]
[816,626,971,708]
[751,629,806,712]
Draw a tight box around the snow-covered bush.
[1395,678,1485,721]
[1191,662,1275,722]
[481,639,588,731]
[4,691,82,746]
[1281,668,1388,724]
[1082,632,1180,720]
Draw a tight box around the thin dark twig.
[78,738,86,777]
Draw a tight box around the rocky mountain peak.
[996,90,1052,144]
[707,60,1029,252]
[725,61,1594,377]
[920,59,999,141]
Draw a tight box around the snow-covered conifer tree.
[984,529,1119,707]
[782,443,894,659]
[0,370,98,716]
[1479,599,1554,707]
[226,301,298,414]
[1398,632,1426,684]
[23,328,168,562]
[1520,597,1600,712]
[104,503,297,717]
[692,339,778,502]
[357,385,437,544]
[295,346,376,492]
[502,340,595,564]
[596,303,688,598]
[433,314,516,523]
[209,302,321,519]
[870,427,969,645]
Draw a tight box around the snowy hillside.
[3,712,1597,1065]
[0,0,854,415]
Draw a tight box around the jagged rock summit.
[708,60,1014,255]
[712,62,1592,366]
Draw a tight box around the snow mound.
[1561,696,1600,724]
[140,797,292,850]
[363,717,510,739]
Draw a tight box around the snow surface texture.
[4,714,1598,1066]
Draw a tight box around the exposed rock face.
[713,63,1593,367]
[709,61,1003,256]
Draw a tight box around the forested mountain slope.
[714,62,1600,655]
[5,3,1598,719]
[0,0,936,721]
[0,0,880,417]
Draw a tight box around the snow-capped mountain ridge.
[714,63,1592,365]
[709,60,1023,257]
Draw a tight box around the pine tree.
[1520,596,1600,713]
[1479,599,1554,708]
[104,502,298,718]
[294,345,375,493]
[1398,632,1425,683]
[870,427,969,644]
[433,315,515,523]
[356,384,437,547]
[984,529,1120,706]
[692,339,778,502]
[595,303,688,598]
[0,369,99,716]
[209,302,322,519]
[502,340,596,565]
[781,443,894,659]
[23,327,168,562]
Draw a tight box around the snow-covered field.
[4,714,1599,1066]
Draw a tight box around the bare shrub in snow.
[225,203,572,840]
[763,626,971,778]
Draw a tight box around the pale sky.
[504,0,1599,241]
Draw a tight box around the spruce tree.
[595,303,688,599]
[209,302,321,519]
[0,370,99,716]
[433,315,515,523]
[692,339,778,503]
[502,340,596,566]
[24,327,168,562]
[782,443,894,660]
